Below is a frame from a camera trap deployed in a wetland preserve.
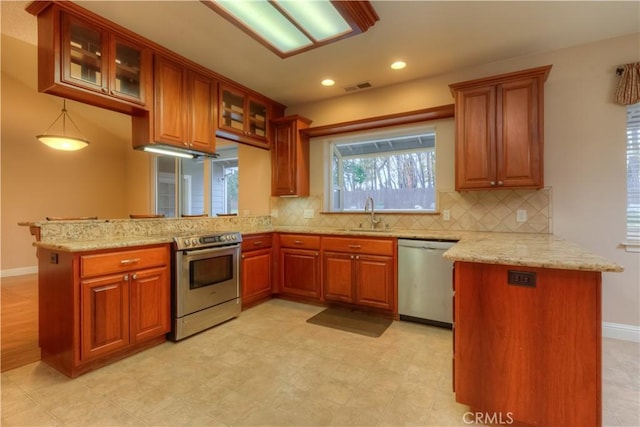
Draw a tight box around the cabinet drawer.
[280,234,321,249]
[242,233,273,252]
[322,236,394,256]
[81,246,168,278]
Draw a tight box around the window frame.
[626,102,640,251]
[323,123,438,213]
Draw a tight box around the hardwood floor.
[1,274,40,372]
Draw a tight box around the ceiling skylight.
[202,0,379,58]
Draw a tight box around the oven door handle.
[180,245,240,257]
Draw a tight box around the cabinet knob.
[101,88,108,94]
[350,255,354,259]
[132,274,138,280]
[497,181,504,186]
[490,181,496,186]
[123,274,129,281]
[356,255,360,260]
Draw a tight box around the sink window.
[327,124,437,212]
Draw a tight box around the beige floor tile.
[1,300,638,427]
[1,403,61,427]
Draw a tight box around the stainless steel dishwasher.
[398,239,456,328]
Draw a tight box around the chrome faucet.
[364,196,381,229]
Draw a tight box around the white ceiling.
[2,1,639,108]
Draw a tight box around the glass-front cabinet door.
[61,12,148,106]
[63,13,107,92]
[218,84,270,148]
[248,98,268,141]
[220,87,246,135]
[110,36,146,104]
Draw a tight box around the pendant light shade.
[37,100,89,151]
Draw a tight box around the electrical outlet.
[443,210,451,221]
[271,209,278,218]
[303,209,314,219]
[516,209,527,223]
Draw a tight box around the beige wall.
[238,143,271,217]
[289,33,640,327]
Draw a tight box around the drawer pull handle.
[293,240,303,245]
[348,244,361,249]
[120,258,141,265]
[253,241,263,246]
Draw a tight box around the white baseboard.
[1,266,38,278]
[603,321,640,343]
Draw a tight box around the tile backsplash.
[271,188,551,233]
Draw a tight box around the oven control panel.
[174,232,242,250]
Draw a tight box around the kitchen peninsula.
[22,217,622,425]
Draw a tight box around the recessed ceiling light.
[391,61,406,70]
[321,79,335,86]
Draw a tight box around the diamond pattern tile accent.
[272,189,551,233]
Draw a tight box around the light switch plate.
[303,209,314,219]
[443,210,451,221]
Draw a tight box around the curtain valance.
[616,62,640,105]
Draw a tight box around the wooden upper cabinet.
[33,4,151,115]
[133,55,217,154]
[153,56,186,145]
[217,84,275,149]
[187,69,217,153]
[29,1,286,153]
[271,115,312,197]
[449,65,551,190]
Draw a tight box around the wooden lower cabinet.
[130,266,170,343]
[323,252,354,302]
[38,244,171,377]
[80,274,130,361]
[278,234,321,299]
[280,248,321,299]
[321,236,396,312]
[241,233,274,307]
[354,254,394,310]
[454,261,601,426]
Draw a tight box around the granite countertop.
[272,226,624,273]
[29,223,624,273]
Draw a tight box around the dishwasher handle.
[398,239,457,251]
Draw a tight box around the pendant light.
[37,99,90,151]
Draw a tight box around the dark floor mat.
[306,307,392,337]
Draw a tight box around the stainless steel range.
[170,231,242,341]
